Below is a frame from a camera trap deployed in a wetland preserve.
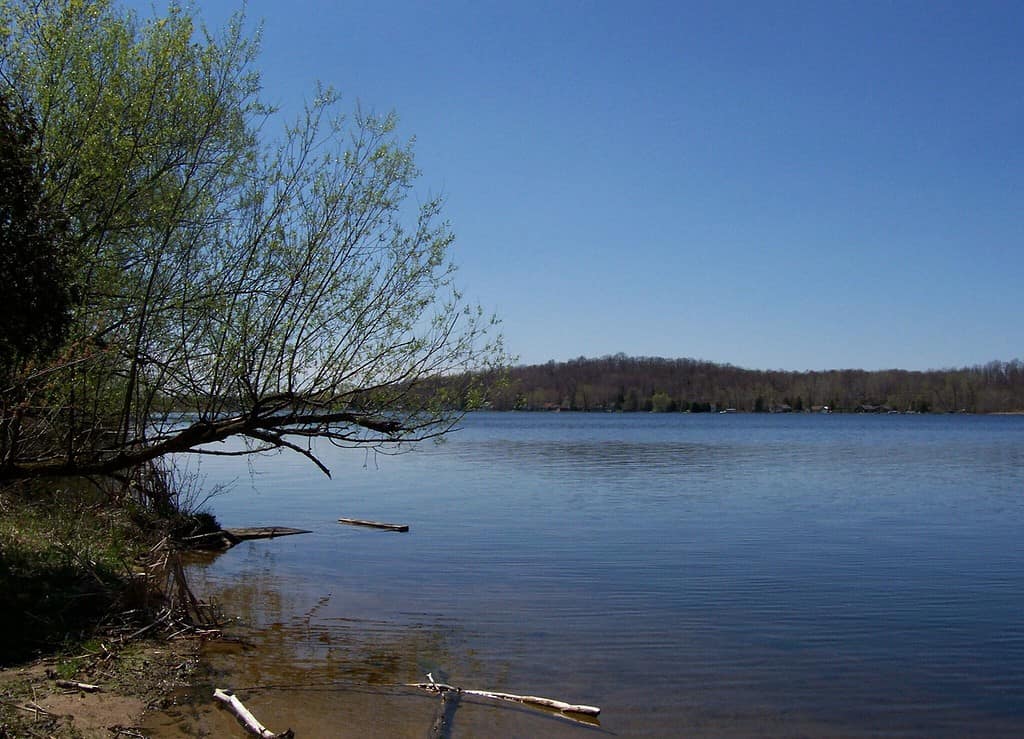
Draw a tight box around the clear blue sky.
[134,0,1022,371]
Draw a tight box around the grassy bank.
[0,483,150,663]
[0,479,216,736]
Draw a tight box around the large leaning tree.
[0,0,504,482]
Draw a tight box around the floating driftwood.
[338,517,409,532]
[408,674,600,720]
[213,688,294,739]
[227,527,312,541]
[185,527,312,550]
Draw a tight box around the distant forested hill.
[479,355,1024,413]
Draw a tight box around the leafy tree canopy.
[0,0,503,479]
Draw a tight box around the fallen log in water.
[338,517,409,532]
[226,526,312,541]
[185,527,312,550]
[408,674,600,719]
[213,688,294,739]
[460,688,600,717]
[183,530,239,550]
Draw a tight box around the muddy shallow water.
[141,549,618,738]
[143,413,1024,737]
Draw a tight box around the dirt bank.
[0,635,202,738]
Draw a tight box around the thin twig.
[121,608,170,642]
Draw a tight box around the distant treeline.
[478,355,1024,414]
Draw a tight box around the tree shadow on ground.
[0,542,131,665]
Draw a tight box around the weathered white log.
[338,517,409,532]
[56,679,101,692]
[462,688,600,716]
[407,679,600,717]
[212,688,294,738]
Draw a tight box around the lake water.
[144,412,1024,737]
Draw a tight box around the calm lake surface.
[146,413,1024,737]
